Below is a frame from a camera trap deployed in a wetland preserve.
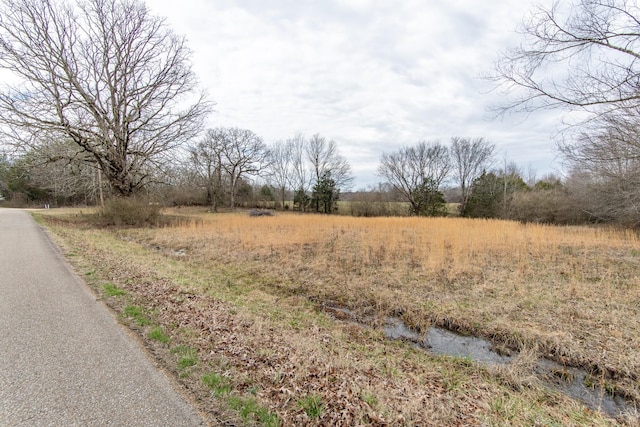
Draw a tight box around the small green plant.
[202,372,232,397]
[124,305,142,317]
[172,345,198,373]
[178,355,197,370]
[103,283,127,297]
[123,305,152,326]
[148,326,170,343]
[228,396,279,426]
[451,355,474,367]
[171,344,194,354]
[288,319,302,329]
[361,391,378,407]
[298,394,324,418]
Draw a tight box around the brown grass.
[38,209,639,426]
[151,212,639,366]
[157,213,639,392]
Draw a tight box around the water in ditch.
[382,317,631,419]
[384,317,513,365]
[325,307,634,419]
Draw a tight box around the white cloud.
[147,0,560,187]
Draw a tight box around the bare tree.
[378,141,451,216]
[284,133,306,190]
[285,134,310,211]
[266,138,294,209]
[305,134,354,212]
[306,134,354,187]
[562,113,640,178]
[493,0,640,116]
[219,127,269,208]
[450,137,495,216]
[561,112,640,224]
[31,140,102,205]
[188,130,225,210]
[491,0,640,224]
[0,0,211,196]
[0,150,9,200]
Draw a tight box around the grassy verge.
[35,209,636,425]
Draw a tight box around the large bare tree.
[0,0,210,196]
[305,134,354,213]
[493,0,640,116]
[378,141,451,216]
[492,0,640,224]
[217,127,269,208]
[266,138,295,209]
[284,133,308,196]
[188,130,224,210]
[450,137,495,216]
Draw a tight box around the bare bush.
[96,198,161,227]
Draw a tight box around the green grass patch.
[171,345,198,373]
[202,372,232,397]
[148,326,170,343]
[103,283,127,296]
[228,395,279,426]
[298,394,323,418]
[123,305,152,326]
[360,391,377,407]
[178,355,197,370]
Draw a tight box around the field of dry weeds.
[38,209,640,426]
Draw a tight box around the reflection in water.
[534,359,630,419]
[384,317,512,365]
[325,307,634,419]
[382,317,630,418]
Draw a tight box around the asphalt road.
[0,209,205,426]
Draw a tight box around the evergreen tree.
[413,179,448,217]
[293,188,311,212]
[465,171,528,218]
[311,172,340,214]
[465,172,501,218]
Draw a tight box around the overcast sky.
[147,0,560,188]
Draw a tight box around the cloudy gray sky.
[147,0,560,188]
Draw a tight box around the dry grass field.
[37,208,640,426]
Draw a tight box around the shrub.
[96,197,161,227]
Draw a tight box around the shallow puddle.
[384,317,512,365]
[325,306,635,420]
[534,359,630,419]
[383,316,630,418]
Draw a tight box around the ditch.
[324,306,635,420]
